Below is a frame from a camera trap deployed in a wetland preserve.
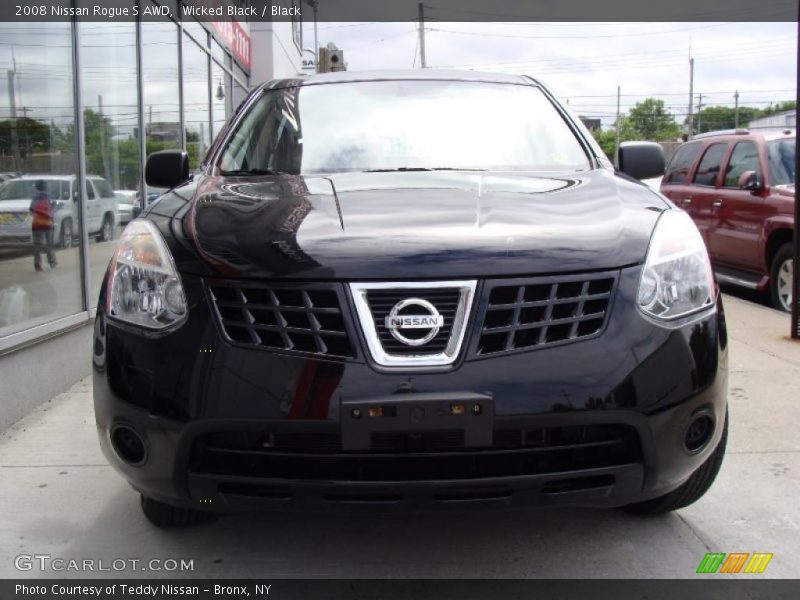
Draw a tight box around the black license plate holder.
[340,392,493,451]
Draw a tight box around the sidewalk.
[1,294,798,578]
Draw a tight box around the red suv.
[660,129,795,311]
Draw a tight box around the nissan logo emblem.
[384,298,444,346]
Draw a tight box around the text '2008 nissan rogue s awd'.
[92,71,728,527]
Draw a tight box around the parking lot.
[1,292,798,579]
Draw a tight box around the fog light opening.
[110,424,147,466]
[684,414,714,453]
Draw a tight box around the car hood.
[179,169,666,280]
[0,199,31,212]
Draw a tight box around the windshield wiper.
[219,168,284,176]
[363,167,487,173]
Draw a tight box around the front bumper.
[92,266,728,512]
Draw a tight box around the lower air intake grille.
[207,282,354,359]
[477,273,616,356]
[189,423,641,482]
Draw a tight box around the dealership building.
[0,1,312,428]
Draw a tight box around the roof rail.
[690,128,749,140]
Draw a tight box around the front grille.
[366,288,462,355]
[189,423,641,482]
[207,282,354,359]
[476,274,616,356]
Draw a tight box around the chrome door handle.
[681,198,692,206]
[712,200,723,208]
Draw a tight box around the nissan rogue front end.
[92,71,728,527]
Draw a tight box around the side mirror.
[616,141,666,181]
[145,150,189,189]
[738,170,762,192]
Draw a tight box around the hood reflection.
[187,170,663,280]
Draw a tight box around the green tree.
[757,100,796,119]
[591,117,638,161]
[628,98,682,141]
[0,117,55,157]
[693,105,761,134]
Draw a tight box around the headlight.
[107,219,187,329]
[638,209,715,320]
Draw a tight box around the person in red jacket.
[29,180,58,271]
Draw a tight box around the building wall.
[271,20,304,81]
[0,321,92,431]
[249,22,277,85]
[747,111,796,130]
[249,18,304,85]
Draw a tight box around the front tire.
[140,494,215,528]
[623,412,727,515]
[770,243,793,313]
[59,218,73,249]
[96,214,114,243]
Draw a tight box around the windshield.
[218,80,591,175]
[0,179,68,201]
[766,138,795,186]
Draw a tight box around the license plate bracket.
[340,392,493,451]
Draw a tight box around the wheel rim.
[62,222,72,248]
[777,257,793,312]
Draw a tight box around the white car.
[0,175,118,249]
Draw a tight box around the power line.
[422,0,794,21]
[425,22,750,40]
[429,38,795,69]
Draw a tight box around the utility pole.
[418,2,426,69]
[98,95,112,184]
[309,0,319,72]
[614,85,621,160]
[734,90,740,128]
[7,70,21,171]
[696,93,704,133]
[687,57,694,136]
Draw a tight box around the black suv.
[93,71,728,527]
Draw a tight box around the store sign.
[301,49,316,73]
[211,20,251,71]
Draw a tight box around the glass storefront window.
[0,14,250,346]
[232,63,249,111]
[210,39,230,68]
[182,18,208,49]
[232,80,249,113]
[0,22,83,337]
[78,21,139,305]
[211,60,232,142]
[141,19,180,208]
[182,34,210,170]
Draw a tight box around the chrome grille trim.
[349,281,477,368]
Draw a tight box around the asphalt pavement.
[0,293,798,579]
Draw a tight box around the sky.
[305,21,798,129]
[0,20,795,137]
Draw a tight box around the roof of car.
[263,69,539,90]
[689,128,795,143]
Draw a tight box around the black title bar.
[0,0,797,22]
